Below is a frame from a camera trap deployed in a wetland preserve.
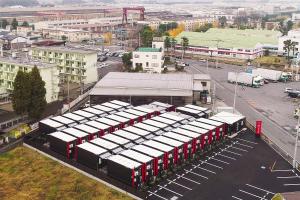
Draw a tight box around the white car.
[285,88,293,93]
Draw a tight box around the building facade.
[41,28,100,42]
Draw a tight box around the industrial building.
[89,72,211,106]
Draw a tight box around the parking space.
[146,130,299,200]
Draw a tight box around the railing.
[61,88,91,114]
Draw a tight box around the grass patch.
[0,147,133,200]
[253,56,288,70]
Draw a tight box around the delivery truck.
[251,68,288,82]
[228,72,262,88]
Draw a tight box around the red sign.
[256,120,262,136]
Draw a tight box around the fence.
[61,89,91,114]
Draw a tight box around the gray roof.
[31,46,97,54]
[90,72,210,97]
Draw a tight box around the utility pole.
[233,71,238,113]
[67,75,70,112]
[212,81,216,114]
[206,58,209,73]
[293,105,300,169]
[181,39,184,60]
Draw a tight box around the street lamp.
[293,105,300,169]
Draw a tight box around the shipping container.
[83,107,107,117]
[51,116,77,127]
[105,114,133,128]
[180,125,210,151]
[134,122,164,136]
[150,101,176,112]
[185,104,212,118]
[151,116,181,128]
[114,111,139,125]
[196,118,225,141]
[76,142,111,170]
[123,108,147,122]
[113,129,145,144]
[143,119,172,132]
[93,105,116,114]
[62,127,89,144]
[96,117,121,132]
[188,121,217,145]
[124,126,154,140]
[163,132,196,159]
[132,145,165,177]
[63,113,88,124]
[48,131,77,158]
[159,112,188,125]
[107,155,142,188]
[120,149,154,183]
[172,128,201,153]
[102,102,125,111]
[152,135,184,165]
[143,140,174,170]
[102,134,134,149]
[39,118,66,134]
[110,100,132,109]
[209,112,246,135]
[141,104,166,114]
[90,138,123,154]
[176,106,206,118]
[133,106,157,118]
[73,110,97,120]
[85,120,111,136]
[74,124,99,140]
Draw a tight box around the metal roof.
[132,145,164,157]
[110,100,131,107]
[108,155,141,169]
[181,124,208,134]
[123,109,146,116]
[134,123,160,132]
[176,106,203,114]
[163,132,192,143]
[90,138,119,150]
[105,115,129,123]
[96,117,119,126]
[143,140,173,152]
[133,106,154,114]
[51,116,75,125]
[211,111,245,125]
[189,121,216,130]
[115,111,138,119]
[113,130,141,141]
[102,102,122,109]
[185,104,209,112]
[74,124,99,133]
[143,119,169,129]
[77,142,107,155]
[40,118,64,128]
[85,120,110,130]
[153,135,183,147]
[93,105,114,113]
[150,101,172,108]
[73,110,95,118]
[102,134,130,145]
[121,149,153,163]
[83,107,106,116]
[172,128,201,138]
[160,113,185,122]
[197,118,223,126]
[49,131,76,142]
[124,126,151,137]
[151,116,177,125]
[63,113,85,121]
[62,128,89,138]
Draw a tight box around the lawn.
[0,146,133,200]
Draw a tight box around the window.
[201,82,207,87]
[134,54,140,58]
[152,55,157,59]
[146,62,149,67]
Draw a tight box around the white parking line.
[204,161,223,169]
[245,184,275,195]
[229,146,248,152]
[167,179,192,191]
[192,165,216,174]
[272,169,293,172]
[157,185,183,197]
[235,138,258,145]
[211,157,230,164]
[148,191,168,200]
[177,174,201,185]
[239,190,267,200]
[224,149,242,156]
[218,153,237,160]
[284,183,300,186]
[235,142,253,149]
[277,176,300,179]
[184,169,208,179]
[232,196,243,200]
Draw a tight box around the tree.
[11,18,18,30]
[195,23,213,32]
[164,36,171,52]
[61,35,67,41]
[234,16,248,29]
[171,37,177,55]
[0,19,9,29]
[287,21,294,32]
[103,32,112,44]
[181,36,189,58]
[28,66,46,120]
[122,52,132,71]
[134,65,143,72]
[291,41,298,58]
[218,16,227,28]
[140,26,154,47]
[22,21,29,27]
[283,39,292,60]
[12,70,31,115]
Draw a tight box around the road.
[185,59,300,164]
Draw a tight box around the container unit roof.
[150,101,173,109]
[180,124,209,134]
[197,118,223,126]
[114,111,139,120]
[185,104,210,113]
[124,108,147,116]
[151,116,177,125]
[51,116,76,125]
[96,117,120,127]
[113,130,142,141]
[143,140,174,152]
[74,124,99,134]
[176,106,205,115]
[90,138,120,150]
[105,114,130,123]
[102,102,123,110]
[49,131,77,142]
[85,120,110,130]
[163,132,192,143]
[189,121,216,130]
[83,107,106,116]
[77,142,108,155]
[73,110,96,119]
[160,113,185,122]
[210,112,245,125]
[93,105,115,113]
[63,113,86,121]
[133,106,155,114]
[40,118,64,129]
[108,154,141,169]
[62,128,89,138]
[143,119,169,129]
[153,135,183,147]
[141,104,165,113]
[102,134,131,146]
[172,128,201,138]
[124,126,152,138]
[134,123,161,133]
[120,149,153,163]
[132,145,164,158]
[110,100,131,108]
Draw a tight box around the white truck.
[251,68,288,82]
[228,72,262,88]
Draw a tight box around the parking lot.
[146,129,300,200]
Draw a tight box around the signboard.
[256,120,262,137]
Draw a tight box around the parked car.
[285,88,293,93]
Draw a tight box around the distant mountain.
[62,0,84,4]
[0,0,39,7]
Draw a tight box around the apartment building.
[41,28,100,42]
[29,46,98,84]
[0,58,59,103]
[34,19,89,30]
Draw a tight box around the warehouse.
[73,110,98,120]
[89,72,211,106]
[132,106,157,118]
[210,112,246,135]
[152,135,184,165]
[96,117,121,132]
[197,118,225,141]
[134,122,164,136]
[39,118,66,134]
[102,134,134,149]
[90,138,123,154]
[102,102,126,112]
[85,120,111,136]
[176,106,206,118]
[172,128,202,153]
[150,101,176,112]
[143,119,173,132]
[74,124,99,140]
[143,140,175,171]
[189,121,216,145]
[82,107,107,118]
[160,112,189,125]
[62,127,89,144]
[63,113,88,124]
[105,114,134,128]
[76,142,111,170]
[185,104,212,118]
[151,116,181,128]
[107,154,143,188]
[93,104,116,114]
[123,108,148,122]
[180,124,210,151]
[113,130,145,144]
[48,131,77,159]
[51,116,77,128]
[110,100,132,109]
[132,145,165,177]
[124,126,154,140]
[120,149,154,183]
[115,111,140,125]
